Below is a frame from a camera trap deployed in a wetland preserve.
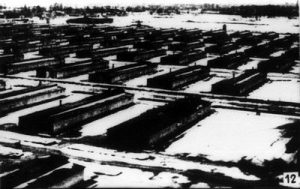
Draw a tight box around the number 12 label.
[282,172,300,188]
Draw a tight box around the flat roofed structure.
[36,59,109,78]
[238,34,263,46]
[144,30,176,41]
[4,57,61,74]
[270,36,294,48]
[92,46,129,59]
[89,62,157,84]
[102,38,136,48]
[258,53,295,73]
[0,54,15,64]
[107,96,211,148]
[39,44,93,58]
[0,80,5,91]
[0,84,65,115]
[0,155,69,189]
[66,17,113,24]
[168,41,204,52]
[203,30,229,44]
[245,41,276,57]
[205,42,237,55]
[173,29,202,42]
[230,31,252,38]
[207,52,249,69]
[134,40,166,50]
[212,70,267,96]
[147,65,210,90]
[23,163,85,188]
[161,50,206,65]
[0,54,24,73]
[117,49,166,62]
[19,89,134,135]
[284,45,299,60]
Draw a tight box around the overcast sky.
[1,0,297,7]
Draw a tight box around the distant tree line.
[217,5,299,18]
[0,3,298,18]
[50,3,127,16]
[3,5,46,18]
[1,4,127,18]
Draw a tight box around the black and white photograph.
[0,0,299,188]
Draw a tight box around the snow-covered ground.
[249,79,300,103]
[28,12,299,33]
[165,108,296,165]
[80,103,156,137]
[65,57,91,64]
[0,92,89,126]
[110,12,299,33]
[124,65,183,87]
[270,50,286,57]
[23,51,43,60]
[0,78,92,125]
[82,163,192,188]
[0,145,24,157]
[183,76,224,93]
[63,143,260,182]
[237,59,263,71]
[0,130,60,145]
[194,57,212,66]
[0,11,299,188]
[289,62,300,75]
[80,91,169,137]
[182,68,241,93]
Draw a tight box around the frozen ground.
[165,108,296,165]
[65,57,91,64]
[124,65,183,87]
[0,78,92,125]
[83,163,193,188]
[62,143,260,182]
[183,76,224,93]
[79,91,168,137]
[0,12,299,188]
[23,51,43,60]
[289,62,300,75]
[190,57,216,67]
[249,79,300,103]
[182,68,241,93]
[80,103,158,137]
[111,12,299,33]
[270,50,286,57]
[28,12,299,33]
[0,92,89,126]
[237,59,264,71]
